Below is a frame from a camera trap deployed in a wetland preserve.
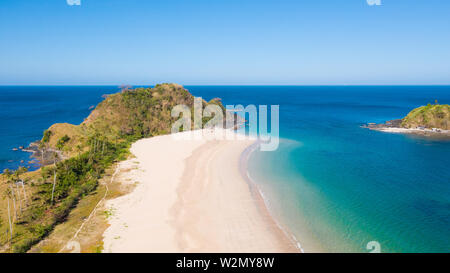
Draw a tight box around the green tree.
[42,130,52,143]
[56,135,70,150]
[3,169,11,184]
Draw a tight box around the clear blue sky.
[0,0,449,85]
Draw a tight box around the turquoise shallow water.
[189,86,450,253]
[1,85,449,252]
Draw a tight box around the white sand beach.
[374,127,450,136]
[102,129,298,253]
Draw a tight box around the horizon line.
[1,84,450,87]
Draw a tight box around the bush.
[56,135,71,150]
[42,130,52,143]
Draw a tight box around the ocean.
[1,85,449,252]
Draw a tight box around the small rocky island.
[363,103,450,138]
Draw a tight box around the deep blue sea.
[1,85,449,252]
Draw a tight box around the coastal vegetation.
[0,83,227,252]
[365,103,450,136]
[401,103,450,130]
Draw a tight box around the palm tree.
[9,185,17,221]
[89,135,98,163]
[16,184,22,214]
[3,169,11,184]
[21,178,29,207]
[4,170,18,222]
[38,142,45,164]
[17,167,29,207]
[2,169,14,244]
[51,152,58,204]
[101,138,105,156]
[14,169,23,214]
[7,197,13,243]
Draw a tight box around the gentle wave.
[239,141,305,253]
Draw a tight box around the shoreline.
[372,126,450,134]
[363,122,450,139]
[239,141,304,252]
[102,129,298,253]
[368,127,450,140]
